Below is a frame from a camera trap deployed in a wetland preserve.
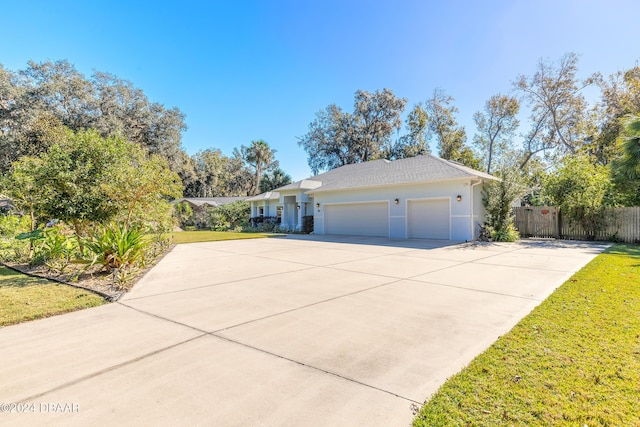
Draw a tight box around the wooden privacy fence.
[513,206,640,244]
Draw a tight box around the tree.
[425,89,480,169]
[615,115,640,179]
[473,95,520,174]
[91,71,187,172]
[298,88,407,174]
[482,165,526,241]
[30,128,183,239]
[595,66,640,165]
[393,103,431,159]
[297,104,352,174]
[223,152,253,196]
[2,156,44,232]
[352,88,407,160]
[0,60,188,176]
[611,115,640,205]
[187,149,229,197]
[515,53,596,167]
[241,140,277,195]
[544,155,615,239]
[106,144,183,229]
[36,129,128,237]
[260,167,292,192]
[20,60,97,131]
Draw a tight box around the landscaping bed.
[1,231,280,306]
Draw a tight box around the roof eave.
[306,175,493,195]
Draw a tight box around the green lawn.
[0,266,106,327]
[170,230,280,244]
[413,244,640,426]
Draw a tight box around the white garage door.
[408,199,450,239]
[324,202,389,237]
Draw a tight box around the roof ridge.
[428,155,475,176]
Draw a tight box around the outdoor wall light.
[456,195,462,202]
[315,203,320,208]
[296,205,301,210]
[394,198,399,205]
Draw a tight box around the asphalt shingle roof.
[175,197,249,207]
[301,154,497,193]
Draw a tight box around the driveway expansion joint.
[116,301,423,405]
[15,333,208,404]
[208,332,423,405]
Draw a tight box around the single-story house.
[247,154,497,241]
[173,197,250,209]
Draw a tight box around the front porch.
[248,190,315,232]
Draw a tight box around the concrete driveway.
[0,236,607,426]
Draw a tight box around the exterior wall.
[472,182,487,239]
[250,199,280,219]
[312,179,481,241]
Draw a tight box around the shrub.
[84,224,147,270]
[209,201,250,231]
[0,215,32,262]
[0,215,31,237]
[174,201,194,228]
[482,165,525,242]
[33,226,78,272]
[488,223,520,242]
[544,156,615,240]
[193,208,212,229]
[210,210,231,231]
[217,201,250,229]
[302,215,314,233]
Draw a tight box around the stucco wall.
[311,179,491,241]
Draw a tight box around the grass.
[413,243,640,426]
[0,266,106,327]
[169,230,280,244]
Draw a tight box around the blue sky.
[3,0,638,180]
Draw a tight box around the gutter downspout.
[470,179,483,240]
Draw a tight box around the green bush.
[84,224,147,270]
[33,226,78,272]
[209,210,231,231]
[488,223,520,242]
[0,215,31,237]
[209,201,250,231]
[174,201,194,228]
[0,215,32,262]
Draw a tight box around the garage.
[407,199,450,239]
[324,202,389,237]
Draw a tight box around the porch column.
[296,201,303,230]
[282,202,289,230]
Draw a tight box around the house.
[247,154,498,241]
[173,197,250,210]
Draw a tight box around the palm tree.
[260,167,292,193]
[616,115,640,180]
[243,140,276,195]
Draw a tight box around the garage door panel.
[325,203,389,237]
[408,199,450,239]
